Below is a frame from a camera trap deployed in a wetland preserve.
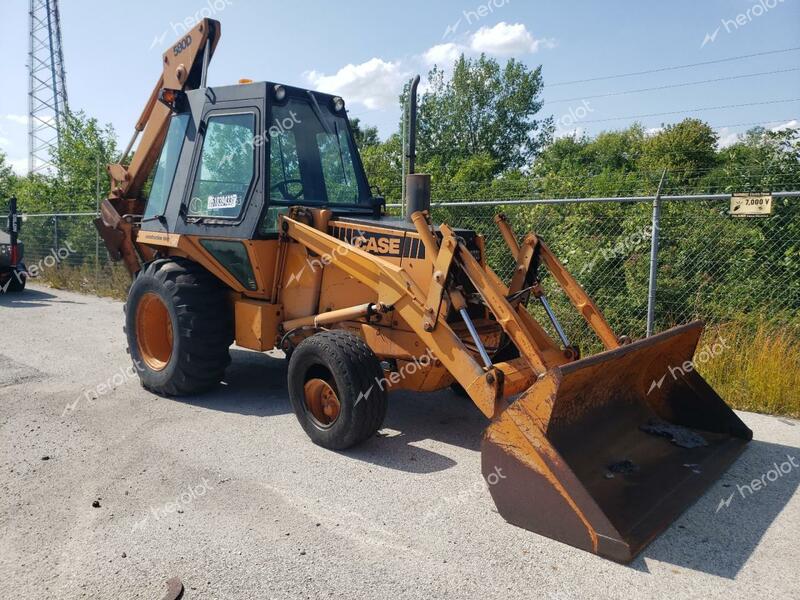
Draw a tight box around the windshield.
[268,95,368,206]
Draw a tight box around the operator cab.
[141,81,383,240]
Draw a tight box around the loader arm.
[278,210,620,416]
[279,214,511,418]
[95,19,221,275]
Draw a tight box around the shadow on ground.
[636,435,800,578]
[169,348,292,417]
[168,346,487,474]
[345,388,488,474]
[0,287,84,308]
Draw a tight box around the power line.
[547,67,800,104]
[576,98,800,125]
[710,118,798,130]
[620,119,798,133]
[548,47,800,87]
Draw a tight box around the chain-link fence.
[8,190,800,347]
[5,184,798,416]
[12,212,130,297]
[419,191,800,351]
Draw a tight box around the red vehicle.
[1,197,26,293]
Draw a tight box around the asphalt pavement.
[1,285,798,599]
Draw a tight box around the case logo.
[331,225,425,259]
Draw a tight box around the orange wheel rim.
[135,292,174,371]
[303,378,341,427]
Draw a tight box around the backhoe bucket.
[482,321,751,562]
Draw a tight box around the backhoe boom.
[95,19,221,275]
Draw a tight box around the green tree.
[416,54,551,176]
[590,126,646,173]
[531,125,650,197]
[0,151,17,205]
[53,111,118,209]
[12,111,118,214]
[350,117,380,150]
[714,126,800,192]
[360,133,403,200]
[639,119,718,187]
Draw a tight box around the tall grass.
[699,322,800,419]
[36,263,129,300]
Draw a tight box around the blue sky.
[1,0,799,174]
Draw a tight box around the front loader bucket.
[482,321,752,563]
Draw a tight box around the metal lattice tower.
[28,0,68,174]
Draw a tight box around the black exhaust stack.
[407,75,420,176]
[405,75,431,220]
[406,173,431,218]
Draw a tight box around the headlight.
[332,96,345,112]
[273,85,286,101]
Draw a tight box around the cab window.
[269,128,303,201]
[317,128,359,203]
[268,97,367,206]
[188,112,256,219]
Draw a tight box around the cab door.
[178,96,265,238]
[175,87,268,293]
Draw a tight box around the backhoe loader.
[95,19,751,562]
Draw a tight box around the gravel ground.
[1,285,799,600]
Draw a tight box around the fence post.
[646,169,667,337]
[95,154,100,291]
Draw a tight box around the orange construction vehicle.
[95,19,751,562]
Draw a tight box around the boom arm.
[95,19,221,275]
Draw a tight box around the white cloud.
[305,58,409,110]
[717,128,741,149]
[3,114,27,125]
[771,119,799,131]
[470,22,555,56]
[306,23,556,119]
[422,23,556,67]
[423,43,465,66]
[0,137,11,148]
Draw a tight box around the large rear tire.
[125,258,233,396]
[288,331,387,450]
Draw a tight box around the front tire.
[125,258,233,396]
[288,331,387,450]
